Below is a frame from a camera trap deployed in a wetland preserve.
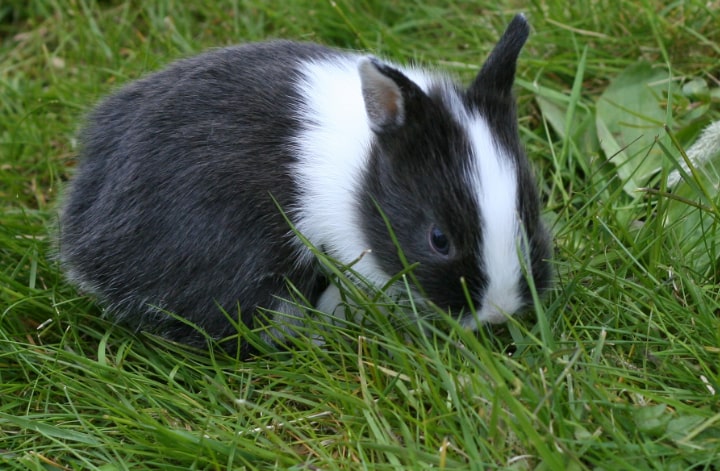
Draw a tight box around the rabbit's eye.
[428,225,450,256]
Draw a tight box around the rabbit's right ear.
[359,58,423,133]
[469,14,529,100]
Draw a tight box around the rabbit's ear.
[468,14,529,101]
[358,57,426,134]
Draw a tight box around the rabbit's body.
[59,15,552,354]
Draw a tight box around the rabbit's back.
[59,42,336,347]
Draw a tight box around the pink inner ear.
[358,58,405,131]
[377,86,400,117]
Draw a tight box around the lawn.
[1,0,719,469]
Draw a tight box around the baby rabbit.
[59,14,552,355]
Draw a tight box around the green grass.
[2,0,720,469]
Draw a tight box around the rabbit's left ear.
[468,14,529,99]
[358,57,426,134]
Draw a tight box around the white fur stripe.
[462,112,523,326]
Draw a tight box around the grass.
[1,0,720,469]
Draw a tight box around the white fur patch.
[291,56,436,302]
[460,112,524,327]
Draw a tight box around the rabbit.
[58,13,552,357]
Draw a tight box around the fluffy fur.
[58,14,552,356]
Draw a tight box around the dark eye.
[428,225,450,256]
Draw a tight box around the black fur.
[360,15,551,318]
[60,42,337,352]
[359,82,487,309]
